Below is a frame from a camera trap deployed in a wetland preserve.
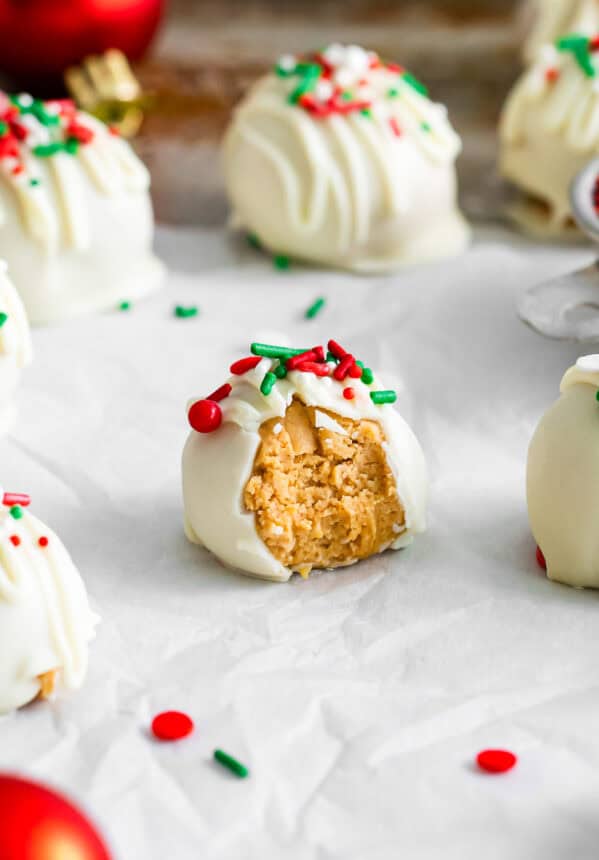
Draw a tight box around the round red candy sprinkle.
[9,535,20,546]
[536,545,546,571]
[38,536,49,547]
[476,749,517,774]
[343,387,355,400]
[151,710,194,742]
[188,399,222,433]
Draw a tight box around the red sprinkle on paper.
[476,749,517,774]
[151,710,194,742]
[188,399,222,433]
[545,67,560,83]
[230,356,261,375]
[389,116,402,137]
[38,536,48,547]
[343,387,355,400]
[536,545,546,570]
[9,535,20,546]
[2,493,30,507]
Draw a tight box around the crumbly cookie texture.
[244,398,404,572]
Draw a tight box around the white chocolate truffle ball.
[500,34,599,233]
[0,260,31,433]
[0,498,98,712]
[182,343,428,582]
[527,355,599,588]
[525,0,599,62]
[0,92,164,325]
[223,46,469,272]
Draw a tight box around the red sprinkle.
[296,361,330,376]
[348,362,362,379]
[11,164,24,176]
[151,710,194,742]
[536,545,546,571]
[389,117,402,137]
[343,387,355,400]
[476,749,517,774]
[207,383,232,403]
[230,356,261,375]
[311,345,325,363]
[67,121,94,144]
[328,339,348,360]
[591,35,599,51]
[9,535,20,546]
[38,536,48,548]
[333,354,355,381]
[287,350,318,370]
[188,399,222,433]
[545,67,559,83]
[2,493,30,507]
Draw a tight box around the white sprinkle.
[17,93,33,107]
[334,68,357,89]
[576,354,599,372]
[315,80,334,101]
[273,422,283,434]
[278,54,296,72]
[345,45,369,74]
[323,43,345,66]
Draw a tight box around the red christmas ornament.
[536,545,547,571]
[188,399,222,433]
[0,774,111,859]
[151,710,194,741]
[0,0,165,87]
[476,749,517,774]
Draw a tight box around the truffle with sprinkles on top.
[182,339,428,582]
[223,43,469,272]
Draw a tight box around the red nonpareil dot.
[230,356,261,375]
[151,710,194,741]
[476,749,517,774]
[188,399,222,433]
[545,67,559,83]
[38,536,49,548]
[9,535,20,546]
[11,164,24,176]
[348,362,362,379]
[343,387,355,400]
[591,35,599,51]
[536,545,547,570]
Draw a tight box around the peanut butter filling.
[37,669,57,700]
[243,397,405,572]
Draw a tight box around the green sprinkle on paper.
[174,305,199,319]
[118,301,131,312]
[274,254,290,270]
[214,749,249,779]
[0,312,7,328]
[305,297,326,319]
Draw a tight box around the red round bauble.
[188,399,223,434]
[0,774,112,860]
[0,0,165,86]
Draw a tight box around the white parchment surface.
[1,225,599,860]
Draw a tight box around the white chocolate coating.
[525,0,599,62]
[182,358,428,582]
[500,38,599,230]
[527,354,599,588]
[0,261,32,433]
[0,97,164,324]
[223,45,469,272]
[0,506,98,713]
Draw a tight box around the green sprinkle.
[356,360,364,369]
[305,297,326,319]
[275,62,297,77]
[341,91,353,101]
[361,367,374,385]
[174,305,199,319]
[288,65,321,104]
[247,233,261,249]
[370,390,397,405]
[260,371,277,396]
[29,178,40,187]
[557,34,596,77]
[401,71,428,96]
[0,121,7,136]
[251,343,309,359]
[118,301,131,312]
[387,87,399,98]
[65,137,79,155]
[274,363,288,379]
[33,142,63,158]
[214,749,249,779]
[274,254,290,270]
[421,121,431,133]
[360,108,372,118]
[0,312,7,328]
[326,351,337,363]
[9,505,23,520]
[596,390,599,402]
